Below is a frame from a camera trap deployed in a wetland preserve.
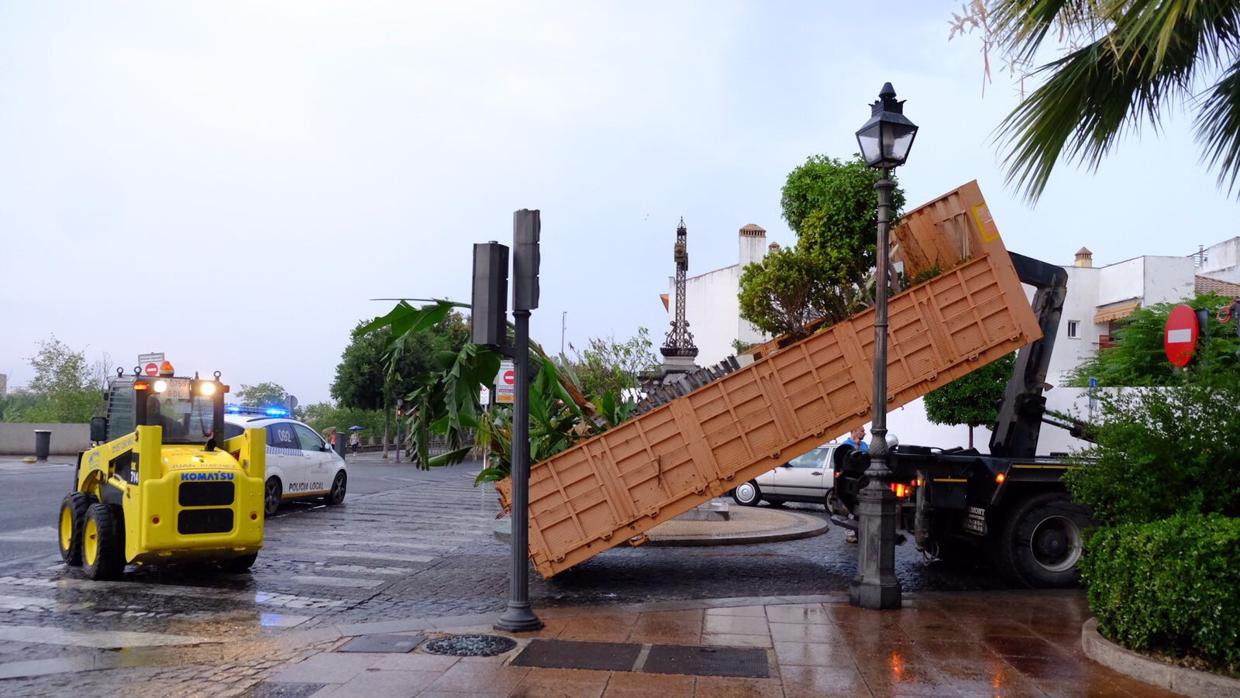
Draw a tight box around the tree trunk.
[967,425,973,449]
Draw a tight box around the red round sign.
[1164,304,1200,367]
[502,370,515,385]
[144,362,159,376]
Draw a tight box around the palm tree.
[981,1,1240,201]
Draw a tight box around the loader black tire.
[222,553,258,573]
[81,503,125,581]
[996,492,1093,588]
[57,492,93,566]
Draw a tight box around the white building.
[662,224,776,366]
[662,235,1240,453]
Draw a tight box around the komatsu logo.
[181,472,234,482]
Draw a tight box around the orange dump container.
[498,181,1041,578]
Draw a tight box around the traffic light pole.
[495,209,543,633]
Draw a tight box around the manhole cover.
[422,634,517,657]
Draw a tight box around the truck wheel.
[324,472,346,506]
[997,492,1091,588]
[264,477,282,517]
[222,553,258,573]
[57,492,93,566]
[81,503,124,580]
[731,481,762,506]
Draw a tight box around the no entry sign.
[1164,304,1200,367]
[143,362,159,376]
[495,360,515,404]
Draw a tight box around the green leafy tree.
[782,154,905,279]
[4,336,104,423]
[361,300,634,482]
[564,328,659,401]
[331,312,469,410]
[739,155,905,338]
[923,353,1016,447]
[1067,293,1239,387]
[953,1,1240,200]
[236,382,288,407]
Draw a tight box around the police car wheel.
[325,472,346,506]
[57,492,93,566]
[81,503,124,581]
[264,477,282,517]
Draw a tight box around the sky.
[2,1,1235,403]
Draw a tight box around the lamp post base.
[848,475,903,610]
[495,603,543,633]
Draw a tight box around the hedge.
[1083,514,1240,675]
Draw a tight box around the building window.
[1067,320,1079,339]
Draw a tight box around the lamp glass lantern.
[855,83,918,169]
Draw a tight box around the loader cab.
[95,364,228,446]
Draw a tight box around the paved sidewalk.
[259,590,1180,697]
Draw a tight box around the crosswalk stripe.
[288,575,385,589]
[0,625,210,649]
[273,548,434,564]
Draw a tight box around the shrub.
[1065,374,1240,526]
[1083,514,1240,675]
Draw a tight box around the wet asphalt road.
[0,453,1014,694]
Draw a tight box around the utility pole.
[561,311,567,356]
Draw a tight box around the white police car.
[223,406,347,517]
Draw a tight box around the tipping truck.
[498,181,1099,585]
[828,251,1096,588]
[57,361,266,580]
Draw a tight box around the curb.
[1081,618,1240,697]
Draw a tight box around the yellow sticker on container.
[970,203,1000,242]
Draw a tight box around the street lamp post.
[850,82,918,610]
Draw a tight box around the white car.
[731,444,836,508]
[223,408,347,517]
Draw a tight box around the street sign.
[1164,304,1200,367]
[138,352,164,365]
[495,360,515,404]
[143,362,159,376]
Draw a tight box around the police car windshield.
[146,379,217,444]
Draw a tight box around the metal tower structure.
[661,218,699,362]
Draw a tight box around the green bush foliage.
[1067,293,1238,387]
[1083,514,1240,675]
[1065,374,1240,526]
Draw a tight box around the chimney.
[1074,247,1093,268]
[738,223,767,268]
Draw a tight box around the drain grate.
[512,639,642,671]
[422,633,517,657]
[642,644,769,678]
[336,633,424,654]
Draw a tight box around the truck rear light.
[995,473,1007,484]
[891,483,911,498]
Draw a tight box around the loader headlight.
[153,380,169,393]
[199,382,217,396]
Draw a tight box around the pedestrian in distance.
[842,425,868,452]
[841,425,868,544]
[323,427,337,449]
[349,430,360,454]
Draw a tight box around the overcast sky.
[2,2,1234,403]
